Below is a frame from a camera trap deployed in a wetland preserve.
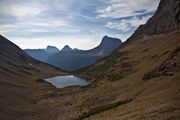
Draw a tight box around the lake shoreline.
[42,75,90,88]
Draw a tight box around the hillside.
[74,0,180,119]
[77,0,180,82]
[0,35,66,120]
[75,30,180,120]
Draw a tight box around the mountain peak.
[61,45,73,51]
[97,36,122,56]
[102,36,109,39]
[46,45,59,53]
[101,36,122,45]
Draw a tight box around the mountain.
[46,45,59,53]
[0,35,66,120]
[47,36,122,71]
[25,48,47,62]
[25,36,122,71]
[74,48,80,51]
[97,36,122,56]
[74,0,180,119]
[61,45,73,51]
[25,45,59,62]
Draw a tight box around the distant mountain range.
[25,36,122,71]
[25,45,60,62]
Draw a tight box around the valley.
[0,0,180,120]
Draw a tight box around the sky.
[0,0,160,50]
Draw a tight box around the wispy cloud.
[96,0,160,18]
[0,0,46,19]
[105,15,152,32]
[96,0,160,41]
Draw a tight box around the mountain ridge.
[25,36,122,71]
[47,36,122,71]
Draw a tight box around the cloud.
[106,21,130,32]
[0,0,46,19]
[0,18,77,36]
[114,33,131,41]
[0,0,160,49]
[7,35,101,50]
[96,0,160,18]
[105,15,152,32]
[96,0,160,42]
[0,0,98,33]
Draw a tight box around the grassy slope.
[75,30,180,120]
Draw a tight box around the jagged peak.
[61,45,73,51]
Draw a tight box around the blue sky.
[0,0,160,50]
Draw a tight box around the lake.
[44,75,89,88]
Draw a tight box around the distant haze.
[0,0,160,50]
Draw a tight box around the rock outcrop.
[143,47,180,80]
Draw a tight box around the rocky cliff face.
[129,0,180,40]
